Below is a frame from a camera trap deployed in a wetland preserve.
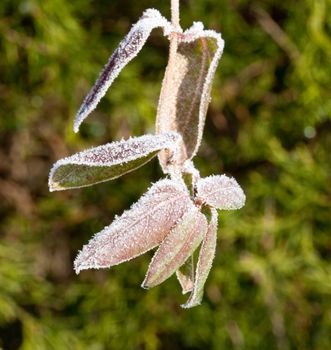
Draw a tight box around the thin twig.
[254,7,300,61]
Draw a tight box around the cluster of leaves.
[1,0,331,348]
[48,8,245,308]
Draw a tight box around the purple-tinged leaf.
[182,208,218,308]
[49,132,182,191]
[142,206,207,289]
[156,22,224,169]
[74,179,192,273]
[176,256,194,294]
[196,175,246,210]
[74,9,172,132]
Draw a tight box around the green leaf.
[176,255,195,294]
[142,206,207,289]
[182,208,218,308]
[49,132,181,191]
[74,9,171,132]
[74,179,192,273]
[156,22,224,168]
[196,175,246,210]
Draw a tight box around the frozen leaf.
[49,132,181,191]
[196,175,246,210]
[142,206,207,289]
[74,179,192,273]
[176,255,194,294]
[182,208,218,308]
[74,9,172,132]
[156,22,224,168]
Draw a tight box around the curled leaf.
[196,175,246,210]
[142,206,207,289]
[49,132,181,191]
[74,179,192,273]
[156,22,224,168]
[176,255,194,294]
[74,9,172,132]
[182,208,218,308]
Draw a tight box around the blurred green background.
[0,0,330,349]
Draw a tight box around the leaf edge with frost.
[182,208,218,308]
[49,132,183,191]
[74,178,193,273]
[74,8,173,132]
[142,205,207,289]
[196,174,246,210]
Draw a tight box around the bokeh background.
[0,0,330,349]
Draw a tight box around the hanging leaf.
[176,255,195,294]
[74,9,172,132]
[49,132,181,191]
[156,22,224,169]
[142,206,207,289]
[196,175,246,210]
[182,208,218,308]
[74,179,192,273]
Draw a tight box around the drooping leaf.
[74,179,192,273]
[49,132,181,191]
[142,206,207,289]
[156,22,224,169]
[196,175,246,210]
[176,255,195,294]
[182,208,218,308]
[74,9,172,132]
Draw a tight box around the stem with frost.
[171,0,180,30]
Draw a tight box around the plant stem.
[169,0,180,74]
[171,0,180,30]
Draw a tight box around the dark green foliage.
[0,0,330,349]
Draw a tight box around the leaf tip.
[140,281,150,290]
[180,299,201,309]
[73,115,82,133]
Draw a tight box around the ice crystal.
[196,175,246,210]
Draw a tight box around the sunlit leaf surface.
[74,179,192,273]
[142,206,207,289]
[74,9,171,132]
[176,255,194,294]
[49,132,181,191]
[156,22,224,168]
[182,208,218,308]
[197,175,246,210]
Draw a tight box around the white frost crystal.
[49,132,183,191]
[74,9,172,132]
[196,175,246,210]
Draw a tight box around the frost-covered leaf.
[74,9,172,132]
[142,206,207,289]
[156,22,224,168]
[176,256,194,294]
[196,175,246,210]
[49,132,181,191]
[74,179,192,273]
[182,208,218,308]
